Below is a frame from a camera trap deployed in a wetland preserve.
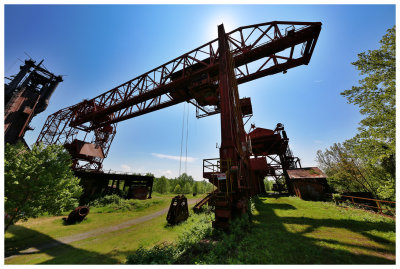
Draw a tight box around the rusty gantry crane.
[36,21,321,228]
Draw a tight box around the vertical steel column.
[218,24,238,166]
[214,24,252,229]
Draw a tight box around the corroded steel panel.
[66,139,105,158]
[250,157,269,171]
[79,143,105,158]
[130,186,148,200]
[240,97,252,116]
[292,180,325,200]
[4,59,62,145]
[287,167,326,179]
[248,127,275,140]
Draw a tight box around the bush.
[89,194,123,207]
[89,195,162,212]
[332,193,341,205]
[126,209,214,264]
[5,142,82,231]
[126,200,254,264]
[126,243,176,264]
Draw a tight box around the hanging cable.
[185,103,189,174]
[179,102,186,176]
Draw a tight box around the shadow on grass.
[238,195,395,264]
[5,225,119,264]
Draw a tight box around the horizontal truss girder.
[36,20,321,171]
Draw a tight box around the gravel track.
[5,198,199,260]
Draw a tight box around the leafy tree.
[204,180,214,193]
[316,143,381,196]
[158,176,169,194]
[5,142,82,231]
[176,173,194,187]
[341,26,395,175]
[152,178,160,193]
[317,26,395,200]
[153,176,169,194]
[192,182,199,195]
[174,184,182,194]
[182,183,192,194]
[264,178,273,192]
[193,181,207,194]
[197,181,206,194]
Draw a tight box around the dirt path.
[5,198,199,260]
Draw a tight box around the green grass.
[5,194,175,252]
[5,209,210,264]
[228,195,395,264]
[5,194,395,264]
[127,195,396,264]
[5,193,207,264]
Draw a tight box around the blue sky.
[4,4,396,180]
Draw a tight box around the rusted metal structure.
[5,59,63,145]
[74,170,154,202]
[202,123,302,220]
[63,206,90,224]
[287,167,330,200]
[332,194,395,218]
[36,21,321,227]
[36,21,321,171]
[247,123,301,195]
[193,190,216,213]
[167,195,189,225]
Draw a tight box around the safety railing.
[203,158,222,174]
[330,194,396,218]
[204,158,236,195]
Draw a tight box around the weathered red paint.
[35,21,322,227]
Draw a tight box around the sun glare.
[205,12,240,41]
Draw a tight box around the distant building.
[287,167,331,200]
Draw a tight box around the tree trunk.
[5,210,18,232]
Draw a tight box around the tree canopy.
[173,184,182,194]
[151,172,214,195]
[5,142,82,230]
[341,25,395,169]
[153,176,169,194]
[317,26,395,200]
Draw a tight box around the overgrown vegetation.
[264,179,274,191]
[5,195,395,264]
[317,26,395,200]
[88,194,163,212]
[152,173,214,195]
[4,142,82,231]
[126,206,214,264]
[126,195,395,264]
[5,193,174,258]
[126,205,252,264]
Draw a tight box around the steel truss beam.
[36,21,321,171]
[68,21,321,129]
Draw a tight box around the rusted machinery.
[167,195,189,225]
[36,21,321,227]
[5,59,62,146]
[200,23,319,228]
[74,170,154,203]
[63,206,90,224]
[247,123,302,195]
[193,190,216,213]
